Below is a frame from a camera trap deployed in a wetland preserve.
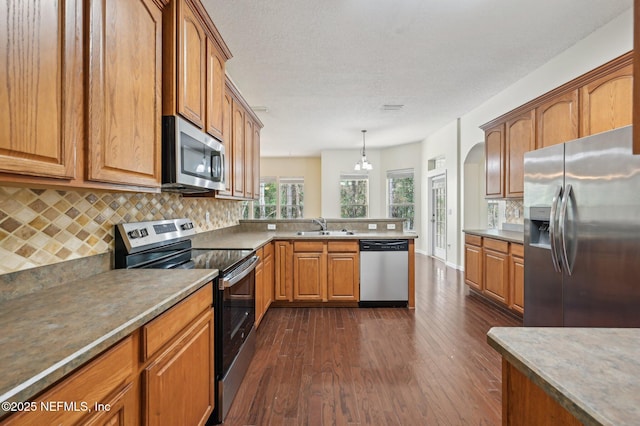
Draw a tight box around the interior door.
[431,175,447,260]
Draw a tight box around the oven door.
[215,255,258,423]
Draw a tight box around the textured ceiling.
[203,0,633,157]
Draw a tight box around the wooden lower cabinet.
[464,234,524,316]
[1,336,136,426]
[510,244,525,315]
[263,243,274,313]
[502,359,582,425]
[255,246,265,326]
[483,243,509,305]
[275,241,293,301]
[293,251,325,301]
[464,235,483,292]
[144,309,214,426]
[1,284,215,426]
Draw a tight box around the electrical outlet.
[368,224,377,230]
[387,223,396,230]
[205,212,211,223]
[267,224,277,230]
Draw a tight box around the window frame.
[339,173,370,218]
[387,169,415,231]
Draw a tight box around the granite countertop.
[487,327,640,426]
[0,268,217,409]
[463,228,524,244]
[190,230,418,250]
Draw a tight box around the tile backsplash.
[504,199,524,224]
[0,186,241,275]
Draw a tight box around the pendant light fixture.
[354,129,373,171]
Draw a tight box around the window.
[279,177,304,218]
[249,176,304,219]
[387,169,415,230]
[253,177,277,219]
[340,174,369,218]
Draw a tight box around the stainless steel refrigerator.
[523,125,640,327]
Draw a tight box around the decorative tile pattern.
[0,187,241,275]
[505,199,524,224]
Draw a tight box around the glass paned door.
[431,175,447,260]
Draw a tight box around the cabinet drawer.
[293,241,324,252]
[327,241,358,253]
[511,243,524,258]
[465,234,482,247]
[484,238,509,253]
[3,336,134,426]
[143,284,213,360]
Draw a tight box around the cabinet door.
[536,90,579,149]
[580,64,633,137]
[275,241,293,301]
[255,250,264,327]
[144,310,214,426]
[232,100,245,197]
[0,0,80,179]
[218,90,234,196]
[263,245,274,311]
[244,117,254,199]
[83,383,138,426]
[177,0,206,128]
[483,249,509,305]
[293,252,325,301]
[505,111,534,198]
[86,0,162,188]
[510,254,525,315]
[464,244,483,292]
[253,123,261,201]
[485,124,505,198]
[205,38,225,140]
[327,253,359,301]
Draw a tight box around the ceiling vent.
[381,104,404,111]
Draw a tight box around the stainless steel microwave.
[162,116,225,193]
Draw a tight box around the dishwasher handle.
[359,240,409,251]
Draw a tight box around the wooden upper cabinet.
[536,89,579,149]
[244,117,254,199]
[219,90,234,196]
[177,0,206,128]
[232,100,245,197]
[505,110,534,198]
[86,0,162,188]
[634,0,640,155]
[0,0,81,179]
[580,63,633,137]
[253,121,261,200]
[205,37,225,140]
[485,124,505,198]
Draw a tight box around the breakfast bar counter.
[487,327,640,425]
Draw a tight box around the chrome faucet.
[312,217,327,231]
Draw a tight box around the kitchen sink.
[296,230,355,236]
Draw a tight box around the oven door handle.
[219,255,259,289]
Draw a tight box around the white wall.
[424,8,633,269]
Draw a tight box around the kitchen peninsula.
[488,327,640,425]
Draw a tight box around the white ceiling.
[203,0,633,157]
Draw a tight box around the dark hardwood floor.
[224,254,521,425]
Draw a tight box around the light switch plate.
[387,223,396,230]
[368,224,377,230]
[267,224,276,230]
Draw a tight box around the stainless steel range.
[114,218,257,424]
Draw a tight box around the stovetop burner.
[191,249,254,273]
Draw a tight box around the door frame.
[427,171,447,260]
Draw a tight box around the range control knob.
[180,222,194,230]
[128,228,148,239]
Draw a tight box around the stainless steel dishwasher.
[359,240,409,307]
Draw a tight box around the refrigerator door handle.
[559,184,574,276]
[549,185,563,273]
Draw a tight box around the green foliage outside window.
[340,176,368,218]
[388,171,415,230]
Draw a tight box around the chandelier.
[354,130,372,171]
